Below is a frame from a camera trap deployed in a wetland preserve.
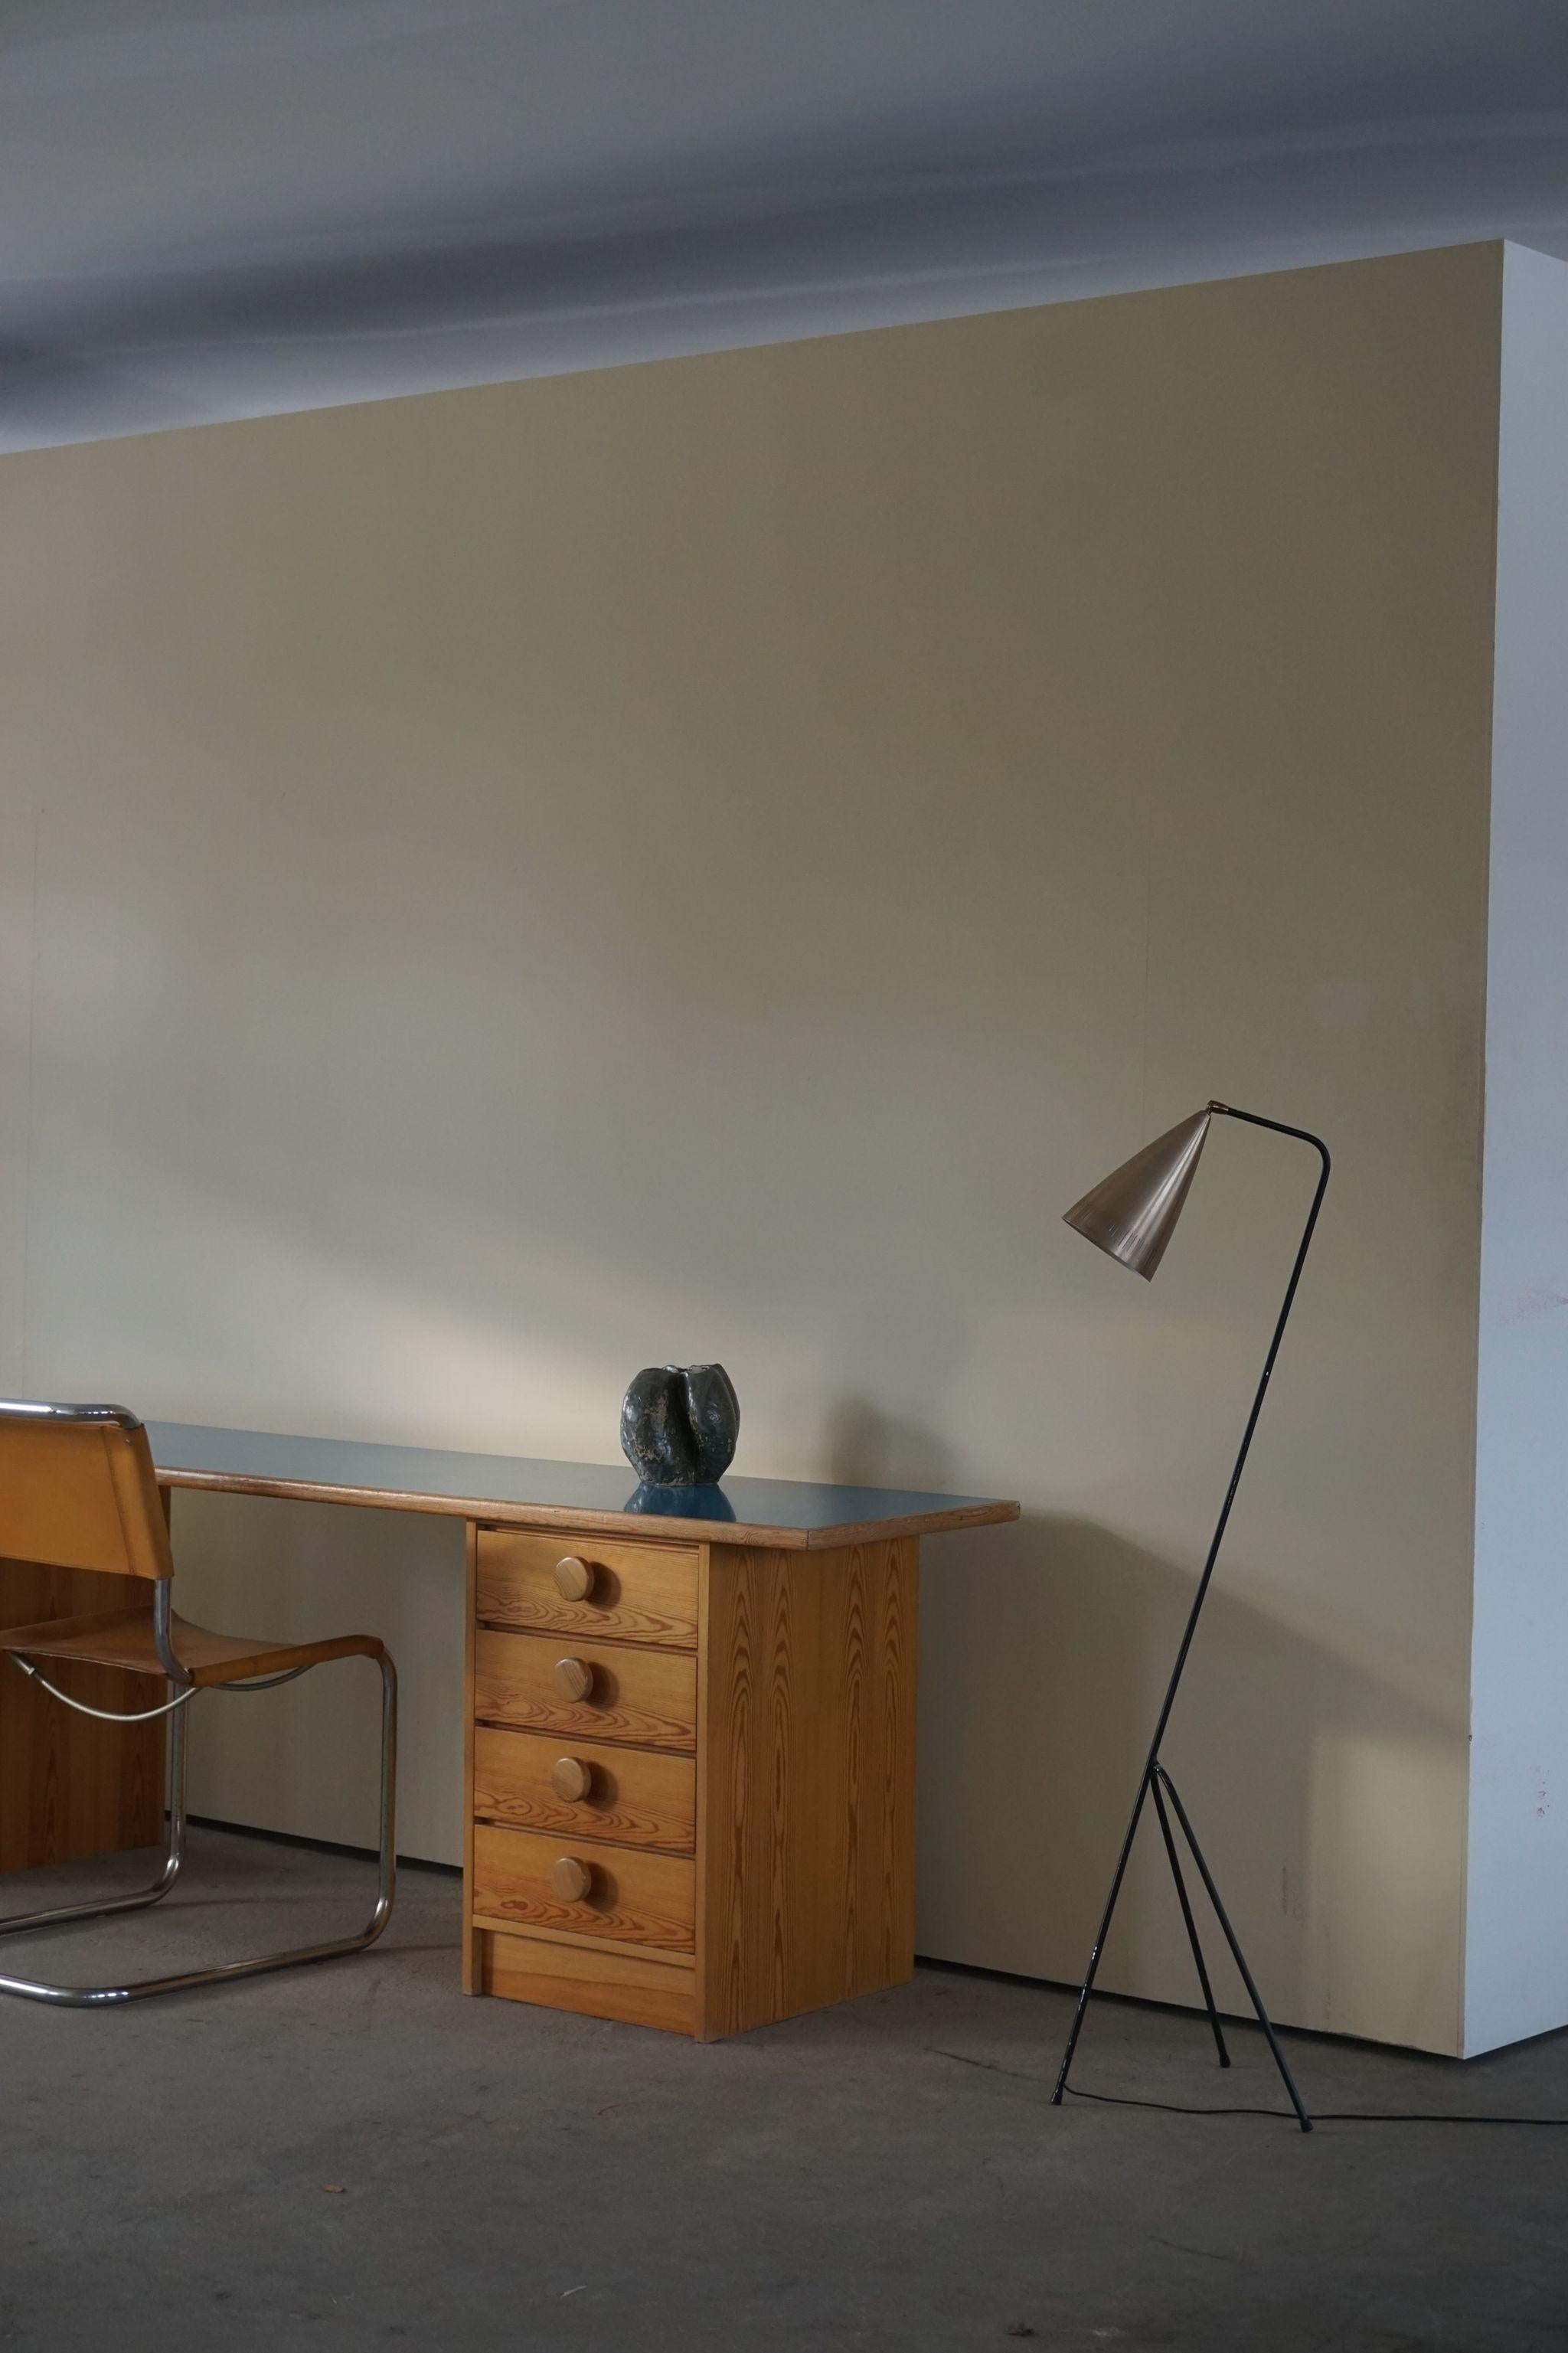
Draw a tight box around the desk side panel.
[0,1560,163,1871]
[462,1521,482,1994]
[697,1538,917,2039]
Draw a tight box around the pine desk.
[8,1424,1018,2039]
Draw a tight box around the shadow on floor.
[0,1827,1564,2351]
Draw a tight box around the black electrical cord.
[1064,2084,1568,2126]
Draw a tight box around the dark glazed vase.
[620,1364,740,1487]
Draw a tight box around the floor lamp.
[1050,1100,1330,2133]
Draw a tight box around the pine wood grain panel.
[479,1925,697,2032]
[696,1538,918,2040]
[473,1725,695,1851]
[473,1629,696,1751]
[475,1529,698,1649]
[0,1560,163,1874]
[480,1917,697,1966]
[472,1822,694,1950]
[462,1521,482,1995]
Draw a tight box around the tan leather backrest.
[0,1406,172,1580]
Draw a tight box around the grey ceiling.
[5,0,1568,449]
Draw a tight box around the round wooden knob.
[551,1755,593,1803]
[554,1655,594,1703]
[554,1554,595,1602]
[551,1855,593,1903]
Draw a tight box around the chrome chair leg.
[0,1652,396,2008]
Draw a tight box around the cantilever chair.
[0,1400,396,2005]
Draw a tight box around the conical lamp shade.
[1063,1109,1214,1279]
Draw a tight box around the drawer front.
[472,1822,694,1952]
[473,1726,695,1852]
[476,1529,699,1651]
[473,1629,697,1752]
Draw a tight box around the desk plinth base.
[477,1923,698,2034]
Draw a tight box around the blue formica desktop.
[147,1421,1014,1549]
[147,1421,1018,2041]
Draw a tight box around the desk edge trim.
[152,1467,1021,1549]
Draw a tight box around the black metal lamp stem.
[1050,1104,1330,2132]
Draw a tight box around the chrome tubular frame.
[0,1653,397,2008]
[7,1658,201,1721]
[150,1580,189,1685]
[0,1399,145,1427]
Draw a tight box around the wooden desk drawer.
[472,1822,694,1952]
[473,1629,697,1751]
[476,1529,698,1651]
[472,1725,695,1852]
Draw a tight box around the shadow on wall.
[178,1487,466,1864]
[825,1396,959,1493]
[916,1510,1465,2051]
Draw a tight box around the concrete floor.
[1,1829,1565,2352]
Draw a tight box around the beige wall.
[0,246,1504,2051]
